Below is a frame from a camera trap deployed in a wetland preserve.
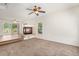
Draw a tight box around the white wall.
[35,7,79,46]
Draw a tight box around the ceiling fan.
[26,5,46,16]
[0,3,8,9]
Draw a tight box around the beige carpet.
[0,38,79,56]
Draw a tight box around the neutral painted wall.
[35,7,79,46]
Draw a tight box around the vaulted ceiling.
[0,3,79,20]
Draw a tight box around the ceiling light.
[26,5,46,16]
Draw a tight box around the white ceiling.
[0,3,79,20]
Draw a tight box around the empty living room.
[0,1,79,57]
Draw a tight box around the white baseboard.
[36,35,79,47]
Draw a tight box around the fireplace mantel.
[22,24,36,40]
[23,24,34,27]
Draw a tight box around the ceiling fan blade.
[38,7,41,9]
[28,12,33,15]
[26,8,32,10]
[38,11,46,13]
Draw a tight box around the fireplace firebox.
[23,27,32,35]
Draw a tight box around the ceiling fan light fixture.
[35,11,38,13]
[26,5,46,16]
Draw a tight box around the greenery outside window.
[4,23,11,34]
[12,23,18,34]
[4,23,18,35]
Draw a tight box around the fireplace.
[23,27,32,35]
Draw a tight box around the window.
[12,23,18,34]
[38,22,43,34]
[3,22,18,35]
[4,23,11,35]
